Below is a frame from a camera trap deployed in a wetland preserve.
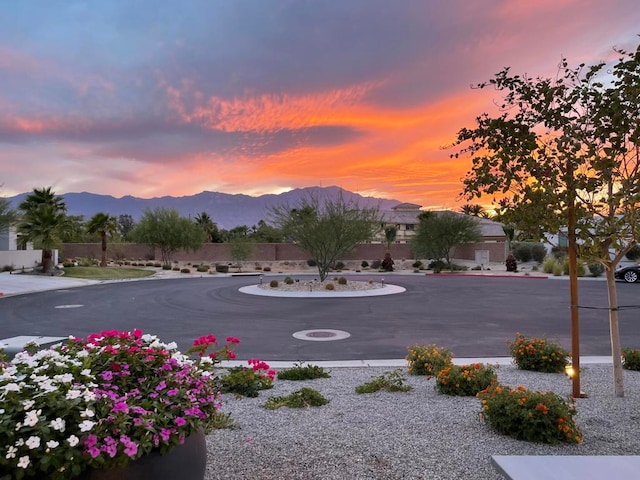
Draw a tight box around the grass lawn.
[62,266,156,280]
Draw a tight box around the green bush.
[406,344,453,377]
[551,246,568,260]
[338,277,347,285]
[263,266,271,272]
[361,260,369,268]
[172,266,180,271]
[531,244,547,263]
[154,262,162,267]
[284,276,294,285]
[552,264,563,276]
[588,262,605,277]
[513,243,532,263]
[161,264,172,270]
[196,264,209,272]
[307,259,317,267]
[180,268,191,274]
[427,260,446,272]
[371,260,382,270]
[264,388,329,409]
[215,264,229,273]
[269,279,279,288]
[478,383,582,444]
[277,362,331,381]
[508,333,569,373]
[412,260,423,269]
[355,369,412,394]
[221,361,275,398]
[333,261,345,270]
[542,256,556,273]
[436,363,497,396]
[622,348,640,371]
[325,283,335,290]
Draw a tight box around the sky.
[0,1,639,210]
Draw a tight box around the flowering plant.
[508,333,569,373]
[220,359,276,397]
[0,329,238,479]
[435,363,497,396]
[406,344,453,377]
[477,383,582,444]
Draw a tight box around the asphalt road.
[1,275,639,361]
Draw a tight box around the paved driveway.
[0,274,638,361]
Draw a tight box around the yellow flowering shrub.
[406,344,453,377]
[436,363,497,396]
[477,383,582,444]
[508,333,569,373]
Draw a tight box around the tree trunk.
[42,249,53,273]
[605,266,625,397]
[101,233,108,267]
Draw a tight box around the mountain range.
[7,186,403,229]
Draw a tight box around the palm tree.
[17,187,68,272]
[17,203,71,272]
[86,213,118,266]
[460,203,485,217]
[194,212,218,242]
[384,225,397,252]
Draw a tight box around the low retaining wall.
[0,250,57,270]
[62,241,506,264]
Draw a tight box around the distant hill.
[7,186,402,229]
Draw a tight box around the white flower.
[23,410,41,427]
[75,349,89,358]
[54,373,74,383]
[78,420,95,432]
[25,436,40,449]
[67,435,79,447]
[199,356,213,365]
[46,440,59,449]
[17,455,30,468]
[50,418,66,432]
[15,423,22,431]
[6,445,17,459]
[65,389,81,400]
[166,341,178,350]
[22,400,35,410]
[3,383,20,392]
[15,439,24,447]
[80,409,95,418]
[82,389,96,402]
[80,368,92,376]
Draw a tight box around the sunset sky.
[1,1,639,210]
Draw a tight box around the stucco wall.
[62,241,505,264]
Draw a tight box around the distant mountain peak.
[8,186,403,229]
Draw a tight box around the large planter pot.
[88,430,207,480]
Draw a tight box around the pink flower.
[226,336,240,344]
[174,417,186,426]
[87,446,101,458]
[123,442,138,458]
[228,351,236,360]
[132,328,143,338]
[166,388,179,396]
[112,402,129,414]
[84,435,98,448]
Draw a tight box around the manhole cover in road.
[54,304,84,309]
[292,329,351,342]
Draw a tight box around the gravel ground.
[204,364,640,480]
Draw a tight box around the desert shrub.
[284,276,294,285]
[215,264,229,273]
[355,369,412,394]
[450,263,468,271]
[622,348,640,371]
[371,260,382,270]
[406,344,453,377]
[508,333,569,373]
[427,260,446,272]
[368,278,374,284]
[333,261,345,270]
[542,256,556,273]
[552,263,563,276]
[172,266,180,271]
[154,262,162,267]
[478,383,582,444]
[551,246,568,260]
[221,360,275,398]
[264,388,329,409]
[588,262,605,277]
[381,253,394,271]
[269,280,279,288]
[531,265,539,271]
[436,363,497,396]
[277,362,331,381]
[307,259,317,267]
[78,256,96,267]
[196,264,209,272]
[162,264,172,270]
[338,277,347,285]
[531,244,547,263]
[471,265,482,271]
[513,243,532,263]
[361,260,369,268]
[412,260,423,269]
[144,262,154,267]
[263,266,271,272]
[505,254,518,272]
[180,268,191,274]
[626,245,640,261]
[325,283,335,290]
